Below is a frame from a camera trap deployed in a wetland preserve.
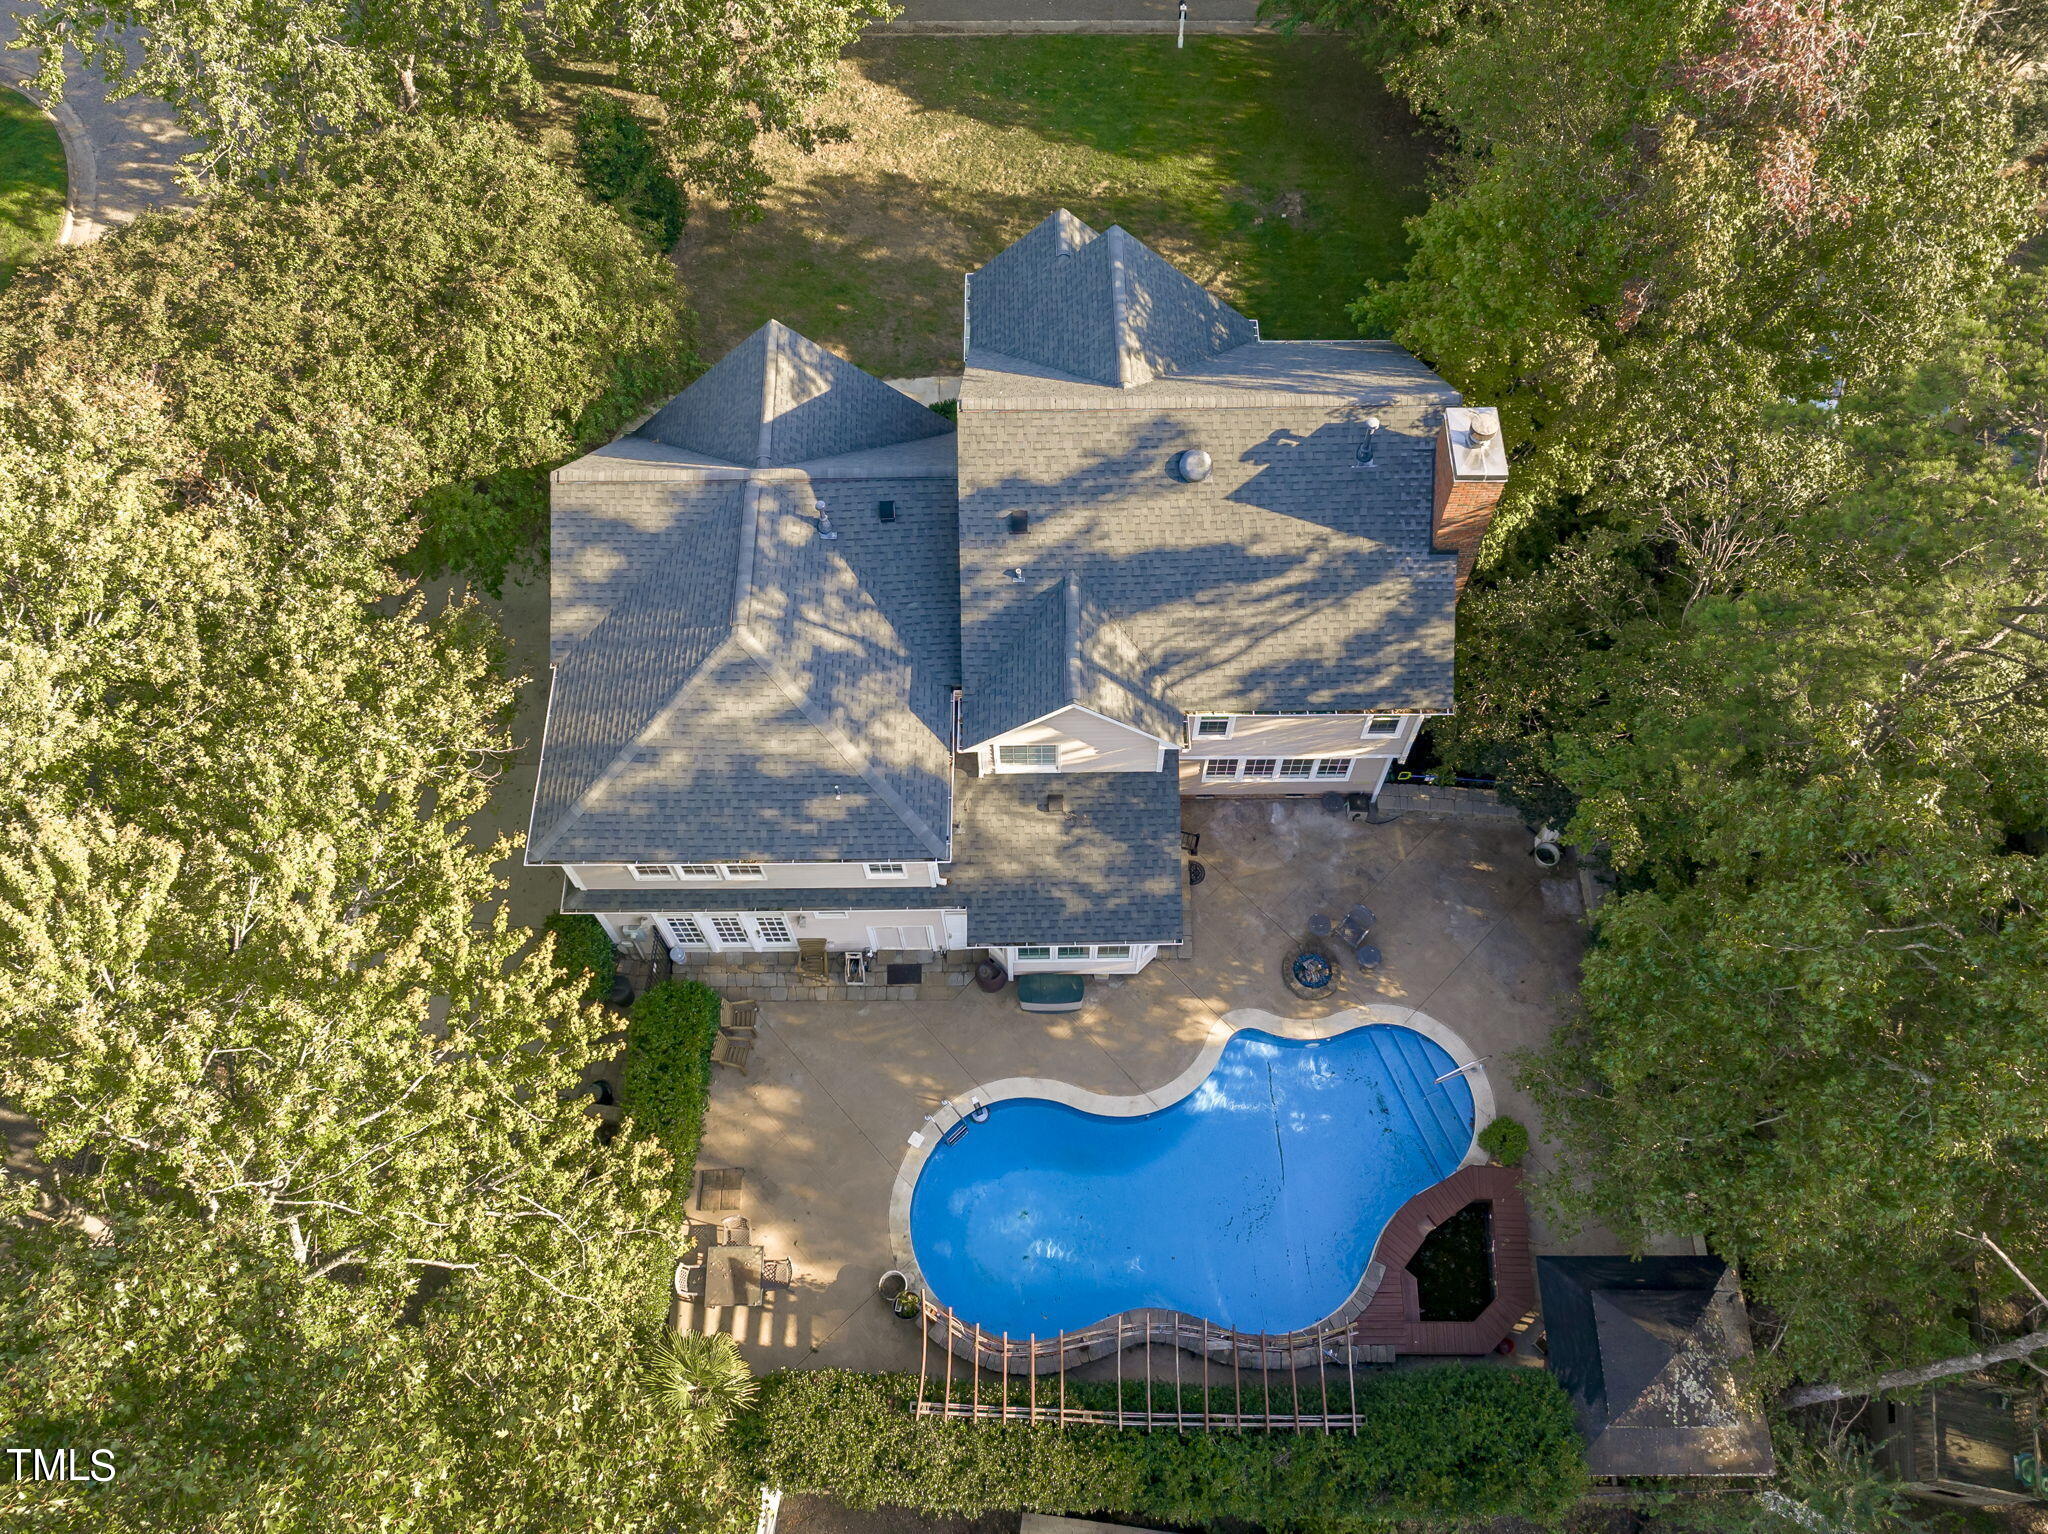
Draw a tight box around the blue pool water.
[909,1024,1474,1336]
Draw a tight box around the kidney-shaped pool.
[909,1023,1475,1336]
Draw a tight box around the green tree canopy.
[10,0,888,200]
[0,281,722,1530]
[0,121,692,589]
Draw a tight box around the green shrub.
[573,95,687,252]
[733,1366,1588,1531]
[543,913,618,1003]
[1477,1116,1530,1167]
[621,978,722,1209]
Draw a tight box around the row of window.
[1193,715,1404,741]
[1201,757,1353,782]
[630,862,908,883]
[1014,944,1133,961]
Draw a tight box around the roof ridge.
[1104,227,1147,388]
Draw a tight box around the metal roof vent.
[1006,509,1030,534]
[1174,449,1212,483]
[877,499,897,523]
[1042,792,1067,815]
[817,505,838,540]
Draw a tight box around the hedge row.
[620,978,722,1208]
[543,913,618,1003]
[732,1366,1588,1531]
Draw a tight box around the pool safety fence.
[912,1297,1395,1431]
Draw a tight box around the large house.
[528,212,1507,977]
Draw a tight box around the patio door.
[667,914,798,953]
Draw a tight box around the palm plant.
[643,1330,758,1437]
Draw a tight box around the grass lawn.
[667,38,1436,377]
[0,87,66,288]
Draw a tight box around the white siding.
[1180,714,1424,797]
[597,907,967,954]
[980,705,1164,774]
[570,861,943,891]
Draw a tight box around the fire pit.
[1282,938,1341,1000]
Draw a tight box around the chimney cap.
[1443,406,1508,482]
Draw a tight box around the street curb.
[0,60,100,245]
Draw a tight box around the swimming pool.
[908,1023,1474,1336]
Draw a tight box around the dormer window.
[865,862,908,880]
[1362,717,1402,738]
[629,864,676,881]
[1194,716,1233,738]
[723,864,766,880]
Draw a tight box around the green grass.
[0,87,66,289]
[672,37,1437,376]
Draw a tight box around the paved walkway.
[879,0,1267,32]
[0,6,192,242]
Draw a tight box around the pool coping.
[886,1005,1496,1360]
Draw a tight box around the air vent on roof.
[1354,416,1382,468]
[1174,449,1212,483]
[1042,793,1067,815]
[1006,510,1030,535]
[878,499,897,522]
[818,505,839,540]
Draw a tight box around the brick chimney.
[1432,406,1508,594]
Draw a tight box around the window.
[1057,945,1089,959]
[864,862,908,880]
[629,864,675,881]
[1015,946,1053,960]
[1362,716,1402,738]
[1278,758,1317,780]
[1315,758,1352,779]
[709,916,748,945]
[660,917,706,947]
[1194,716,1233,738]
[722,864,765,879]
[1242,758,1278,779]
[995,744,1059,771]
[1202,758,1240,781]
[1095,945,1132,959]
[753,915,793,945]
[675,864,722,879]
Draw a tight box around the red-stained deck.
[1352,1163,1535,1355]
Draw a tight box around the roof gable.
[962,575,1181,745]
[966,211,1258,388]
[639,320,952,467]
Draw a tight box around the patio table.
[703,1245,765,1308]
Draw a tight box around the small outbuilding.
[1537,1255,1775,1478]
[1858,1383,2042,1507]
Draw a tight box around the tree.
[0,120,692,590]
[0,366,726,1529]
[1507,269,2048,1380]
[1284,0,2032,525]
[10,0,889,199]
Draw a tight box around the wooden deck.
[1352,1163,1534,1355]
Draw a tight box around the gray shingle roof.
[640,320,953,467]
[965,211,1259,389]
[1536,1257,1775,1478]
[528,332,961,866]
[956,369,1461,717]
[960,575,1180,745]
[947,757,1185,944]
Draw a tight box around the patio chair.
[694,1166,745,1212]
[672,1257,703,1304]
[721,1001,759,1039]
[796,938,830,986]
[1352,943,1382,970]
[718,1215,751,1246]
[1335,905,1375,948]
[710,1036,752,1073]
[760,1257,794,1290]
[1180,831,1201,855]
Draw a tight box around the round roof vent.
[1174,449,1213,483]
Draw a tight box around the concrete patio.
[685,795,1691,1373]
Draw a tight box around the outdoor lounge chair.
[721,1000,758,1039]
[796,938,830,986]
[710,1036,752,1073]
